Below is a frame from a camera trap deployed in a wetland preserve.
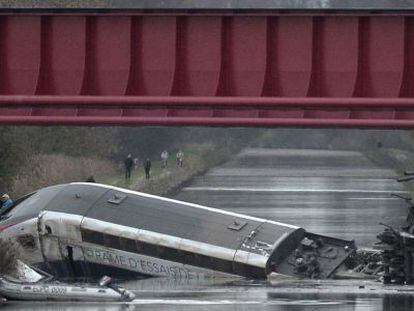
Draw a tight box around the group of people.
[124,154,152,180]
[160,150,184,168]
[124,149,184,181]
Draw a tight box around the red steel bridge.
[1,1,414,127]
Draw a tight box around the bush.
[0,128,26,191]
[0,239,17,275]
[12,154,117,196]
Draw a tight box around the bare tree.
[0,239,17,276]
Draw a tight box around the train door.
[37,211,87,278]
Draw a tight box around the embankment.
[364,148,414,191]
[109,143,238,197]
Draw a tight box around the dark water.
[4,148,414,310]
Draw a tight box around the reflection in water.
[268,293,357,311]
[383,294,414,311]
[3,295,413,311]
[4,279,414,311]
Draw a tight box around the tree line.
[0,126,259,194]
[2,126,411,195]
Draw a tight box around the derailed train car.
[0,183,356,279]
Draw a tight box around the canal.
[4,148,413,311]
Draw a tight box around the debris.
[373,190,414,284]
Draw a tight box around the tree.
[0,128,25,191]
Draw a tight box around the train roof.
[7,183,300,252]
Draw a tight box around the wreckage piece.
[375,226,414,284]
[0,183,355,280]
[373,192,414,284]
[273,233,356,279]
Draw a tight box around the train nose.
[0,223,16,232]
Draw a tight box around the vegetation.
[0,127,120,196]
[253,128,414,152]
[3,126,414,197]
[0,126,258,197]
[107,143,233,196]
[0,128,26,191]
[0,239,17,275]
[12,154,117,196]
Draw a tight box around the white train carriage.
[0,183,355,279]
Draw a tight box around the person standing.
[176,149,184,167]
[0,194,13,211]
[124,154,134,181]
[144,158,151,179]
[161,150,169,168]
[85,175,96,182]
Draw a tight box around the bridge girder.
[0,12,414,127]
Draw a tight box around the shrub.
[0,239,17,275]
[12,154,117,196]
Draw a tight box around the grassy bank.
[10,154,117,198]
[8,140,240,199]
[364,148,414,175]
[364,148,414,192]
[101,143,232,197]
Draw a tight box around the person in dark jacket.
[144,158,151,179]
[0,194,13,211]
[124,154,134,180]
[85,175,96,182]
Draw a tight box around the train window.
[5,185,65,220]
[81,229,104,245]
[0,192,35,218]
[104,233,121,249]
[120,237,136,253]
